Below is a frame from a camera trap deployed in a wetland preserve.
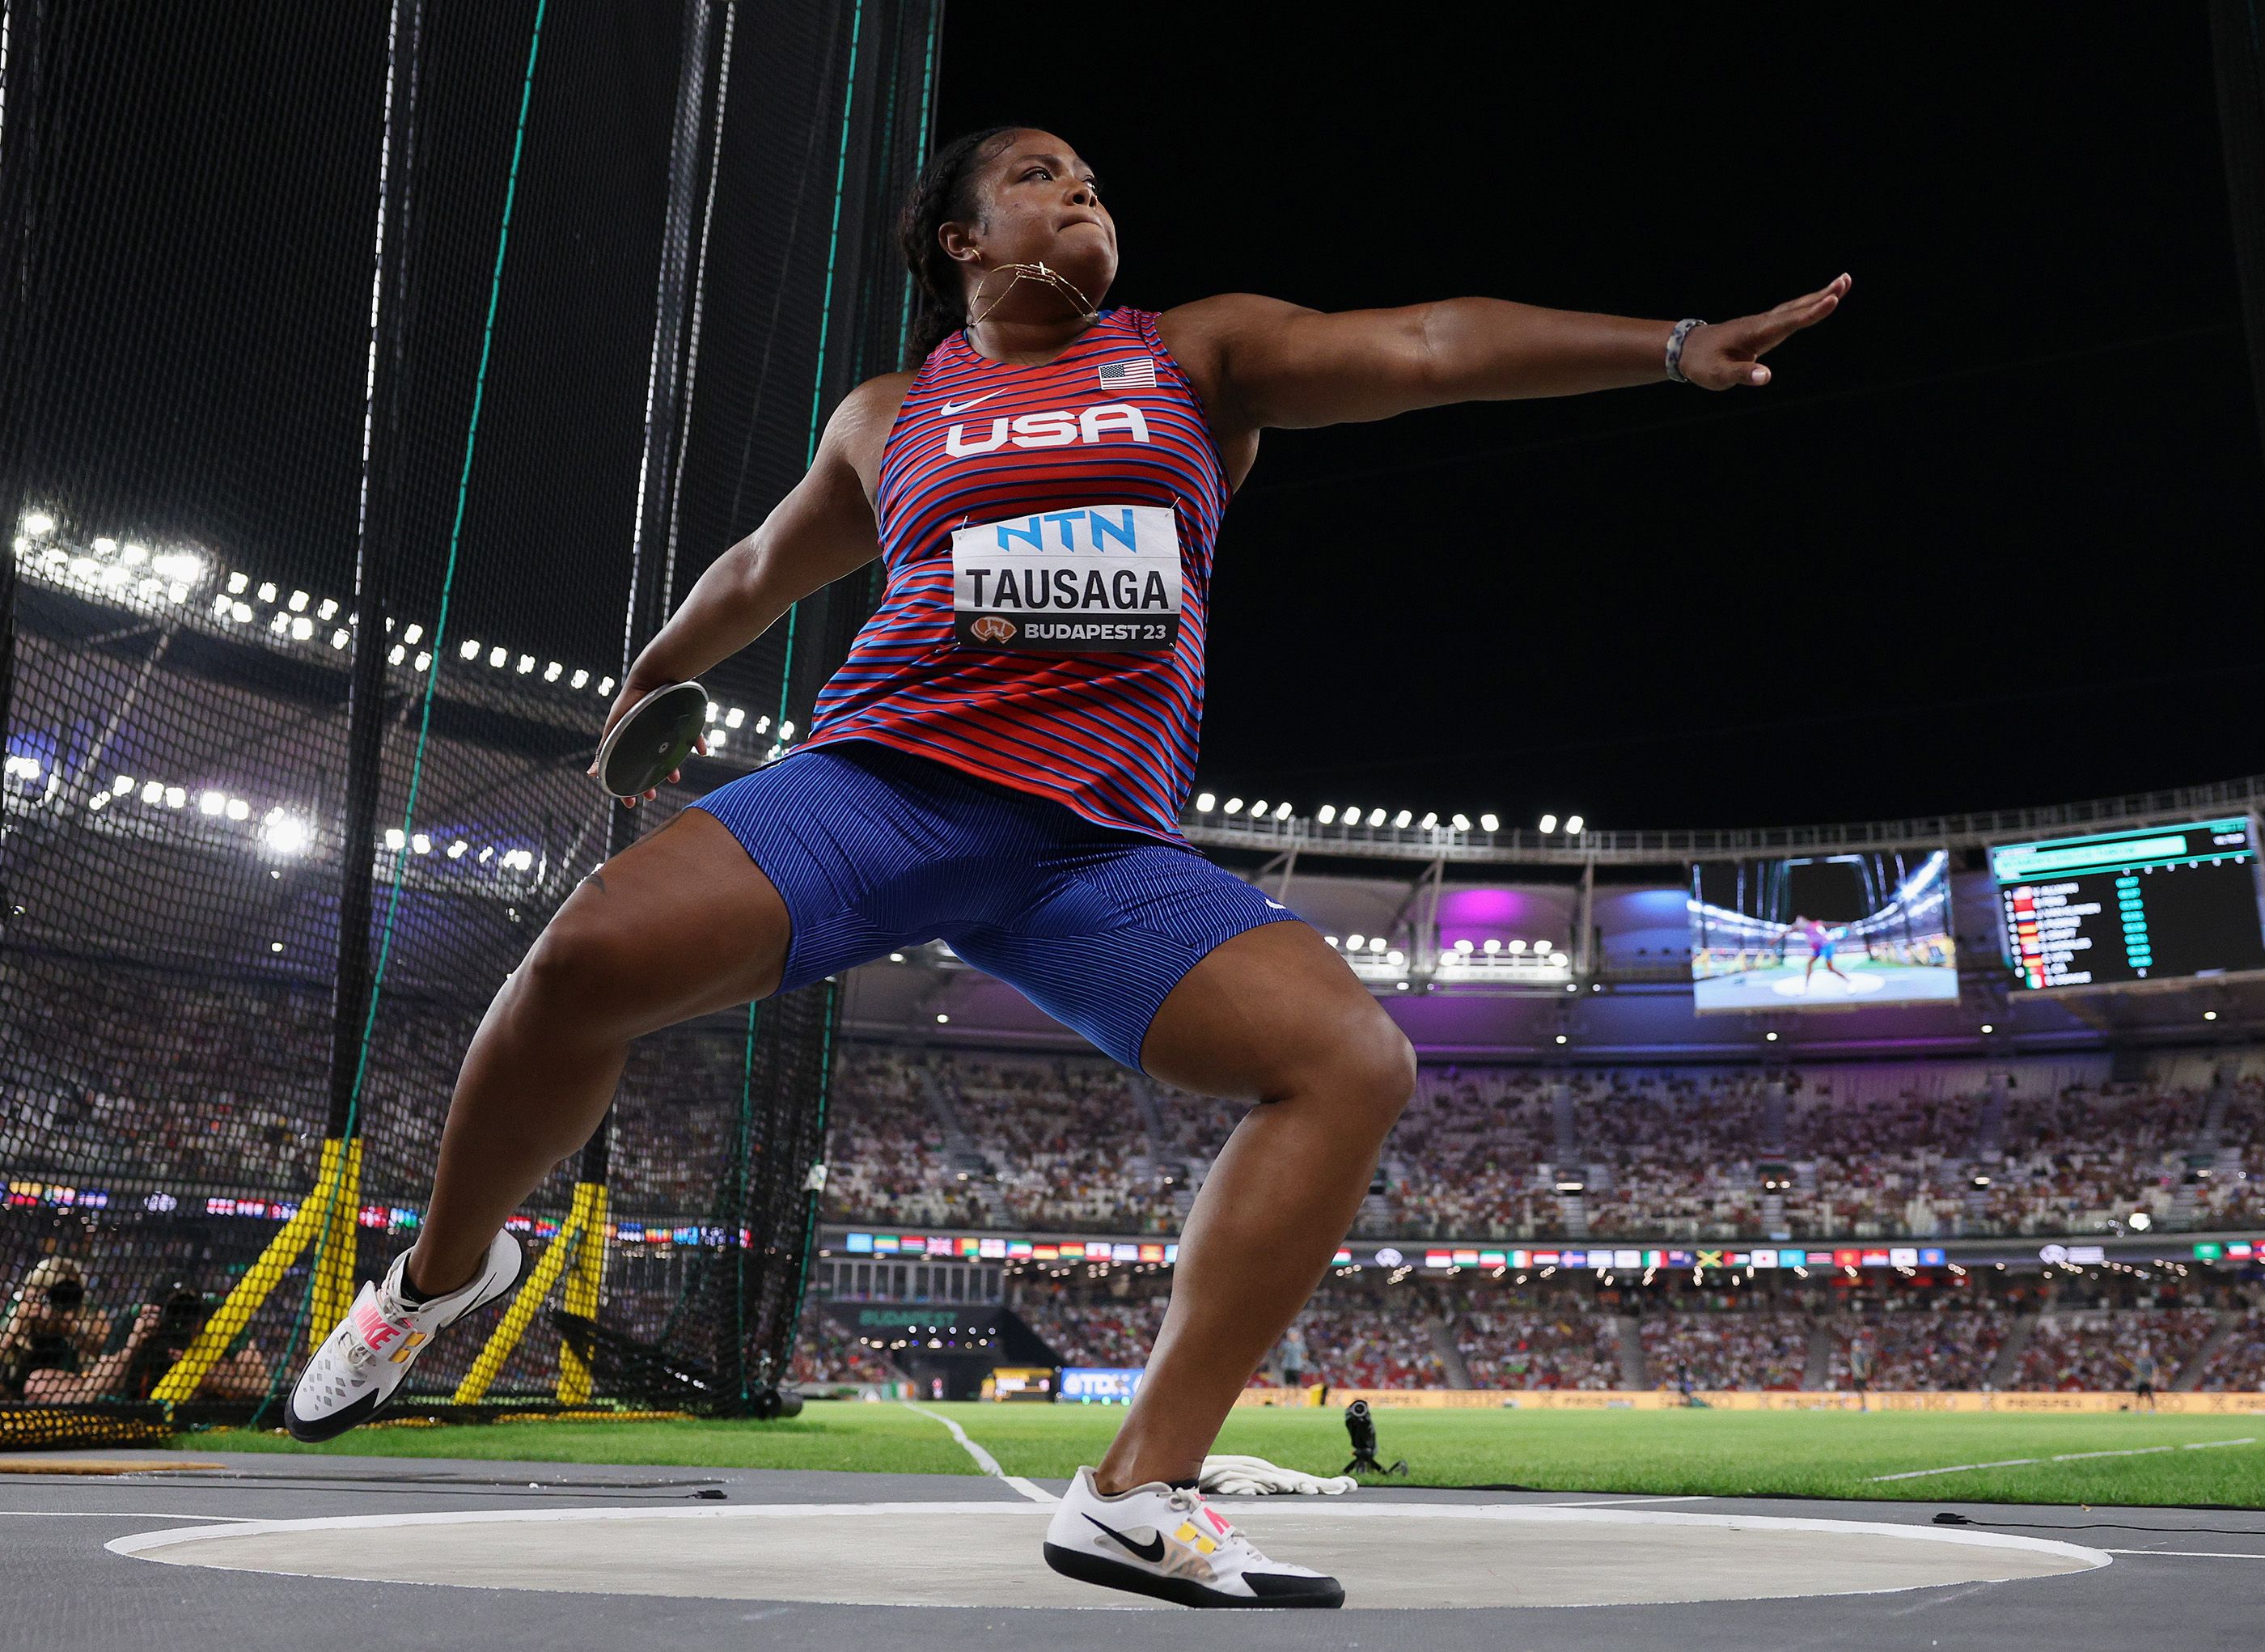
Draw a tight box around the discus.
[592,680,707,799]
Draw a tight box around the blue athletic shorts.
[688,741,1300,1070]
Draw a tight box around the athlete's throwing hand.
[590,678,709,809]
[1678,273,1851,390]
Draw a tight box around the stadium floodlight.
[1420,811,1437,829]
[1549,951,1570,968]
[87,791,108,811]
[91,537,117,554]
[198,790,226,816]
[1393,809,1412,828]
[599,676,616,696]
[1274,802,1293,820]
[477,845,494,862]
[1450,813,1470,832]
[447,840,468,858]
[725,705,745,729]
[2130,1210,2153,1231]
[330,629,349,650]
[1506,938,1526,953]
[413,652,430,671]
[1251,799,1268,818]
[516,654,536,674]
[936,1012,950,1024]
[121,542,147,565]
[708,730,726,751]
[290,616,313,641]
[260,815,310,856]
[1766,1031,1779,1042]
[402,623,423,644]
[459,638,481,660]
[1565,814,1585,835]
[1316,804,1335,824]
[1555,1033,1569,1044]
[1454,938,1473,953]
[411,833,432,854]
[22,510,55,536]
[286,589,308,611]
[163,786,185,808]
[256,582,277,604]
[1482,938,1500,954]
[1479,812,1499,832]
[384,828,406,850]
[9,536,24,556]
[1224,797,1244,815]
[387,644,405,665]
[1386,949,1404,966]
[138,780,163,804]
[888,951,906,962]
[1368,936,1387,954]
[112,775,133,795]
[1980,1022,1995,1034]
[230,600,253,624]
[570,668,590,689]
[226,799,249,821]
[489,646,508,668]
[779,720,795,739]
[316,598,338,620]
[1537,813,1558,833]
[270,942,284,954]
[1196,791,1218,812]
[2205,1010,2220,1022]
[1346,933,1366,951]
[1366,807,1387,827]
[226,571,249,595]
[501,848,535,871]
[1323,935,1340,948]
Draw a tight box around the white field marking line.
[896,1400,1056,1504]
[2104,1548,2265,1561]
[0,1510,255,1521]
[1538,1493,1715,1508]
[1869,1435,2255,1482]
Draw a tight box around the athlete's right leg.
[405,807,791,1297]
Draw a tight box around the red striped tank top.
[802,307,1227,842]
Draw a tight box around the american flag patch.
[1098,357,1157,391]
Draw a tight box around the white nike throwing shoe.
[284,1231,522,1442]
[1043,1465,1345,1608]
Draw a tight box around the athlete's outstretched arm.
[1173,276,1848,432]
[591,377,900,770]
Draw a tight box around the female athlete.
[288,124,1847,1608]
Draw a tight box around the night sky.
[934,6,2265,831]
[19,6,2262,836]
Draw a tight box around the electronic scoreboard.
[1991,817,2265,990]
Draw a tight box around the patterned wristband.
[1664,317,1705,384]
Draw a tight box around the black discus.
[593,680,707,799]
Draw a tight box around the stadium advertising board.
[1990,817,2265,990]
[1059,1366,1145,1404]
[1687,850,1957,1011]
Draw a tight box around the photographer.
[1,1259,157,1404]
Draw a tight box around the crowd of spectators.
[1457,1306,1621,1389]
[1373,1067,1559,1239]
[786,1310,903,1387]
[2014,1307,2219,1391]
[943,1056,1176,1232]
[1581,1070,1769,1239]
[819,1048,984,1230]
[1015,1291,1165,1369]
[2196,1308,2265,1390]
[1827,1307,2009,1390]
[1639,1310,1811,1391]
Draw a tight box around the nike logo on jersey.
[1083,1512,1167,1563]
[1265,900,1288,909]
[946,403,1151,457]
[938,392,1002,415]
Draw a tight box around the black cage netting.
[0,0,941,1445]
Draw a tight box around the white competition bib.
[950,503,1181,654]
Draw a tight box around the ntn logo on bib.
[952,504,1180,654]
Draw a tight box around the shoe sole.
[282,1237,523,1443]
[1042,1542,1344,1609]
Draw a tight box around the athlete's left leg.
[1094,921,1412,1492]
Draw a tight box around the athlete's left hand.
[1679,273,1851,390]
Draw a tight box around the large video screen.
[1991,817,2265,990]
[1688,850,1958,1011]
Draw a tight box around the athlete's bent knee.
[1327,1010,1416,1138]
[514,909,640,1032]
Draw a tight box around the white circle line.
[104,1497,2114,1574]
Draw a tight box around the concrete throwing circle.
[109,1500,2109,1609]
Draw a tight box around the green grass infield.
[189,1402,2265,1507]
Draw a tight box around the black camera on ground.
[1341,1398,1407,1477]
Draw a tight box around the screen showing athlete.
[286,125,1847,1609]
[1780,913,1852,989]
